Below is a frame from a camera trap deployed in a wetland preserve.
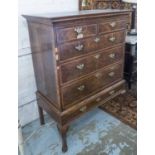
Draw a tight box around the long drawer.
[62,62,123,108]
[60,45,124,83]
[58,31,125,62]
[61,80,126,124]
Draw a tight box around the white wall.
[18,0,78,126]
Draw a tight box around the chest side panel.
[27,21,61,109]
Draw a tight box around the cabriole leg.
[57,124,69,152]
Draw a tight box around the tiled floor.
[22,108,137,155]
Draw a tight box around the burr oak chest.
[23,9,131,152]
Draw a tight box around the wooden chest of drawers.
[23,9,131,152]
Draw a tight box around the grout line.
[18,46,30,51]
[18,52,32,58]
[18,46,32,57]
[18,99,37,108]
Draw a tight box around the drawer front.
[62,81,126,124]
[56,24,97,43]
[62,62,123,108]
[58,30,125,61]
[61,46,124,83]
[98,20,127,34]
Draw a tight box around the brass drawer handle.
[108,72,115,77]
[120,89,126,94]
[75,44,84,51]
[110,22,116,28]
[77,33,84,39]
[76,64,85,70]
[74,27,84,39]
[109,36,116,42]
[74,26,83,34]
[109,53,115,59]
[77,85,85,91]
[109,90,115,95]
[94,37,100,43]
[95,72,102,78]
[96,97,101,102]
[80,106,87,112]
[94,54,101,59]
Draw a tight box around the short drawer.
[98,20,127,34]
[62,80,126,124]
[58,30,125,61]
[62,62,123,108]
[61,46,124,83]
[56,24,97,43]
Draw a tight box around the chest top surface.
[23,9,131,23]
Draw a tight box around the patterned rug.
[100,91,137,129]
